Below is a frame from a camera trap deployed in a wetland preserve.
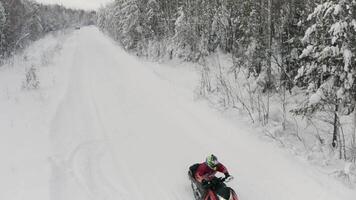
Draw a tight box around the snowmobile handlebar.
[202,176,234,190]
[220,176,233,182]
[208,176,233,185]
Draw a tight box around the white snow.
[302,25,316,44]
[343,48,352,71]
[345,73,354,89]
[308,2,332,21]
[336,87,345,99]
[317,46,340,61]
[309,89,324,105]
[333,4,342,16]
[299,45,314,58]
[329,21,348,37]
[0,31,74,200]
[1,26,356,200]
[352,19,356,31]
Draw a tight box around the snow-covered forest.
[2,0,356,199]
[0,0,95,62]
[98,0,356,183]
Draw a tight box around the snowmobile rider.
[195,154,231,188]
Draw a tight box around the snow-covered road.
[2,27,356,200]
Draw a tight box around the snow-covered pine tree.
[173,6,198,61]
[143,0,167,57]
[194,0,211,57]
[0,0,94,60]
[146,0,165,41]
[211,1,232,54]
[97,1,124,44]
[271,0,307,129]
[0,1,6,59]
[96,7,106,31]
[0,1,5,30]
[277,0,307,92]
[234,0,266,79]
[121,0,143,50]
[24,2,43,42]
[295,0,356,154]
[110,1,125,41]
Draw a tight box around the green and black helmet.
[206,154,219,169]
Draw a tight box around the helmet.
[206,154,219,169]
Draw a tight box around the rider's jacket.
[194,162,228,183]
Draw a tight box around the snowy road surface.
[2,27,356,200]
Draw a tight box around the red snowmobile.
[188,165,239,200]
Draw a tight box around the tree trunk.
[266,0,272,124]
[332,104,339,148]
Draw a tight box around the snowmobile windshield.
[216,186,231,200]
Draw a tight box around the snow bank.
[180,50,356,188]
[0,30,75,200]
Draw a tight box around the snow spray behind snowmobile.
[188,164,239,200]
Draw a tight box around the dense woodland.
[0,0,96,62]
[98,0,356,164]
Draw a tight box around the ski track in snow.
[2,27,356,200]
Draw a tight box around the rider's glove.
[224,173,234,181]
[224,173,230,178]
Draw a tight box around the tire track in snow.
[87,65,144,200]
[49,30,123,200]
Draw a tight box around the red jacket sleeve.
[216,163,228,174]
[195,165,206,182]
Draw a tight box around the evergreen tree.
[211,1,231,53]
[0,1,5,32]
[278,0,307,91]
[0,1,6,58]
[0,0,95,60]
[234,0,266,78]
[295,0,356,149]
[173,6,198,61]
[113,0,145,50]
[146,0,165,41]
